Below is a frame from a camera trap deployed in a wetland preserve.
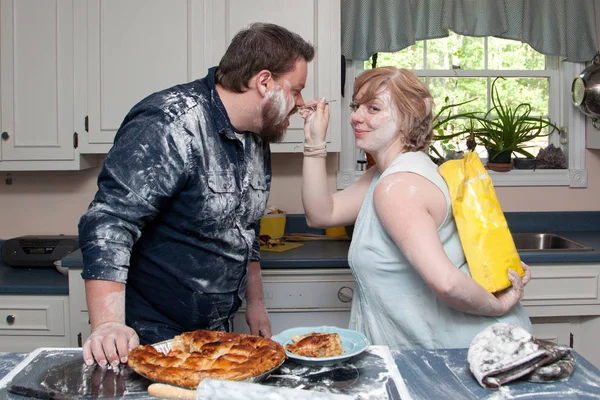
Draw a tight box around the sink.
[511,232,593,251]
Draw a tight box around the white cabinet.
[217,0,341,152]
[530,317,572,346]
[79,0,341,154]
[0,294,70,351]
[79,0,210,153]
[68,269,91,347]
[0,0,101,171]
[523,263,600,368]
[65,261,600,368]
[0,1,341,169]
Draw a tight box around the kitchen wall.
[1,146,599,238]
[2,8,600,239]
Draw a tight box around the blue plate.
[272,326,370,366]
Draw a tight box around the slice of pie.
[285,332,344,358]
[127,330,286,389]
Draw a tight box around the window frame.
[336,58,588,189]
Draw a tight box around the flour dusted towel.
[467,323,574,389]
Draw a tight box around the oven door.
[232,268,354,334]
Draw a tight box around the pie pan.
[272,326,370,366]
[130,338,285,389]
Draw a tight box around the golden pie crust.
[127,330,286,389]
[285,332,344,358]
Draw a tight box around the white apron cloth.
[347,151,532,350]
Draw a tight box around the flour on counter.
[262,345,411,400]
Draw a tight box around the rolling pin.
[147,383,196,399]
[148,380,354,399]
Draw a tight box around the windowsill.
[336,168,587,189]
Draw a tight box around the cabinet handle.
[6,314,16,325]
[78,333,82,347]
[1,132,9,140]
[337,286,353,303]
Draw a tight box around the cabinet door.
[68,269,91,346]
[81,0,208,153]
[0,0,76,164]
[0,294,70,351]
[531,317,571,346]
[205,0,341,152]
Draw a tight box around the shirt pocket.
[206,170,237,219]
[208,170,236,193]
[248,174,269,221]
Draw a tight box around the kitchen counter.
[3,212,600,294]
[0,261,68,295]
[393,348,600,399]
[1,348,599,399]
[60,229,600,270]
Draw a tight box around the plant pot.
[486,149,513,172]
[513,158,537,170]
[487,149,512,163]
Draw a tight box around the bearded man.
[78,23,315,367]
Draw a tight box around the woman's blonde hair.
[352,67,434,152]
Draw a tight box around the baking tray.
[0,347,151,399]
[130,339,286,389]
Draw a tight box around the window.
[336,34,587,189]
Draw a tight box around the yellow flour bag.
[438,152,524,293]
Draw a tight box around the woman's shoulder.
[382,151,438,177]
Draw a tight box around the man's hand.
[245,300,272,338]
[83,321,139,367]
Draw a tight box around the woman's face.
[350,88,400,153]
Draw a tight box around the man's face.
[259,59,308,143]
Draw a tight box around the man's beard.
[259,96,292,143]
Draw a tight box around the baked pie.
[127,330,286,389]
[285,332,344,358]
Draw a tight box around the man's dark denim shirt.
[78,67,272,342]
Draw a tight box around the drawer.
[0,295,68,336]
[523,264,600,306]
[522,264,600,317]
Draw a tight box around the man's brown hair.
[216,23,315,92]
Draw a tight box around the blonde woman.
[300,67,531,350]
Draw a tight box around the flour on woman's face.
[352,90,400,153]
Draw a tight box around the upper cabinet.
[211,0,342,152]
[80,0,210,153]
[81,0,341,154]
[0,0,341,170]
[0,0,100,171]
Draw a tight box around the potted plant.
[471,77,559,172]
[428,97,480,165]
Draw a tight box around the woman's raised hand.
[299,98,330,145]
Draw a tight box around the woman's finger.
[520,261,532,285]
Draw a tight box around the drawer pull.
[337,286,353,303]
[6,314,16,325]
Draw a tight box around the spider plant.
[473,77,559,161]
[428,97,480,162]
